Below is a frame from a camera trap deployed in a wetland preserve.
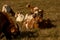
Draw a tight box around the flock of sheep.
[0,4,55,40]
[2,4,43,30]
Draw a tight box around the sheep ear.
[26,4,30,8]
[39,9,42,12]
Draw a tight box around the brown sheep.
[0,11,20,39]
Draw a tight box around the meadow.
[0,0,60,40]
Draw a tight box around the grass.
[0,0,60,40]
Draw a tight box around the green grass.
[0,0,60,40]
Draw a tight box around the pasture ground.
[0,0,60,40]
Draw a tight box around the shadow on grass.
[18,31,39,38]
[38,19,56,29]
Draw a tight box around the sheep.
[2,4,15,16]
